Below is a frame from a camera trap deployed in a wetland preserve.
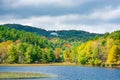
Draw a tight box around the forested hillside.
[2,24,102,41]
[3,24,49,37]
[0,25,120,66]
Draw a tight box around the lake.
[0,66,120,80]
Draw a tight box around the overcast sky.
[0,0,120,33]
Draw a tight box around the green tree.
[7,44,18,63]
[78,51,87,64]
[47,48,55,62]
[31,45,42,63]
[24,45,33,63]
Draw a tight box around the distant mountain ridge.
[1,24,103,41]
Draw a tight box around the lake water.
[0,66,120,80]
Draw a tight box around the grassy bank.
[0,62,76,66]
[0,72,51,79]
[0,62,119,68]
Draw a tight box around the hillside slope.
[2,24,102,41]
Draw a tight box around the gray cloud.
[1,0,119,17]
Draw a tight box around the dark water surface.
[0,66,120,80]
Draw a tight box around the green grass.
[0,72,52,79]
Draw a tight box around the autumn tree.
[107,45,120,64]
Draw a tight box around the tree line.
[0,26,120,66]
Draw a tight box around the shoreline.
[0,62,120,68]
[0,62,77,66]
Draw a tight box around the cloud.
[0,13,120,33]
[1,0,92,9]
[0,1,120,33]
[90,6,120,20]
[1,0,120,18]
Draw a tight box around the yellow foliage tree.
[84,41,92,59]
[107,45,120,64]
[0,40,13,63]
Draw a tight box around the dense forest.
[2,24,102,41]
[0,25,120,67]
